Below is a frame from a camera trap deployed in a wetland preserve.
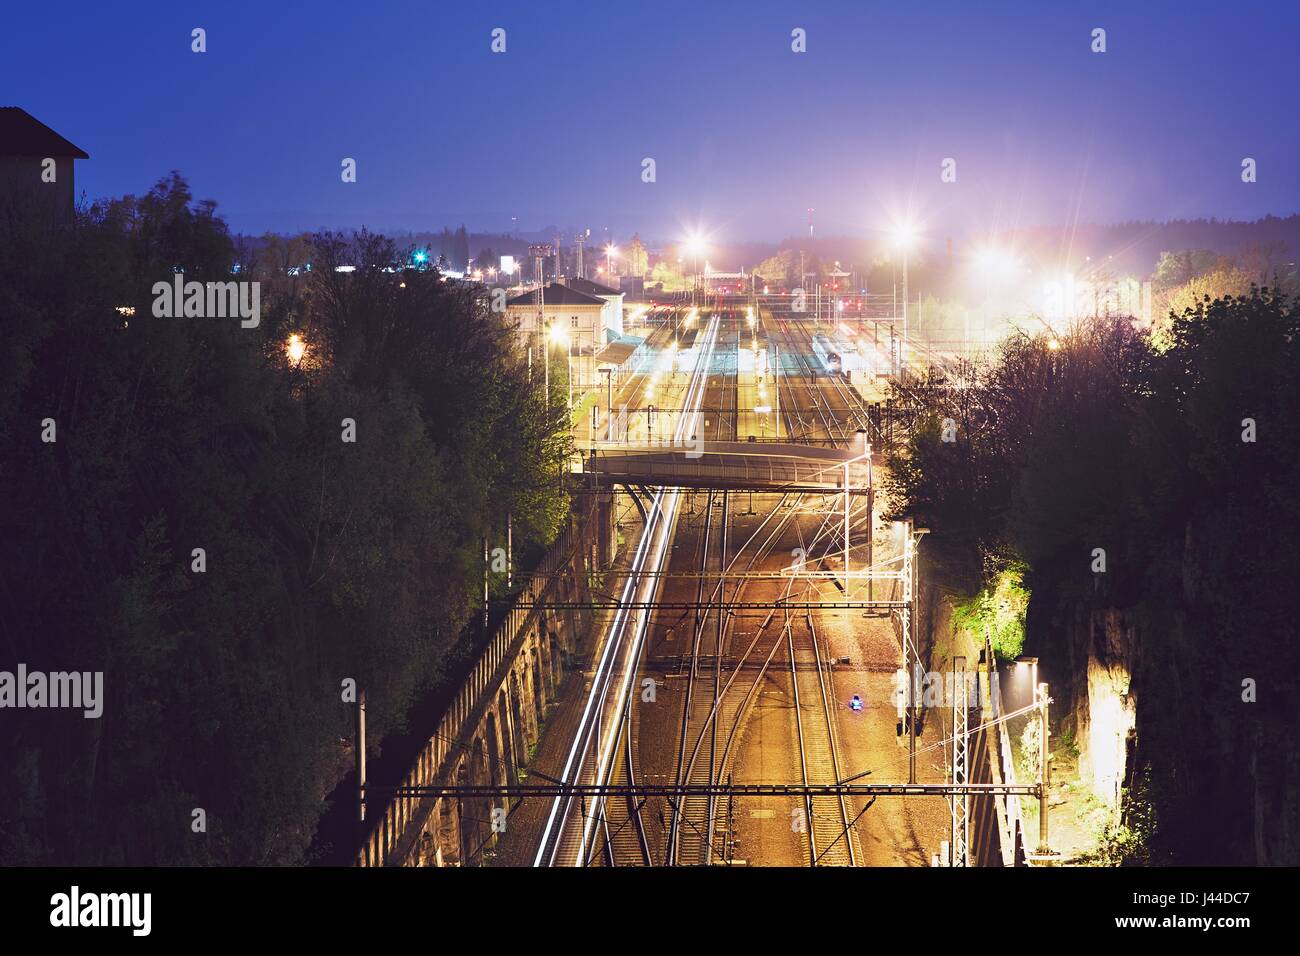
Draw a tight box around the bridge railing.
[356,502,592,866]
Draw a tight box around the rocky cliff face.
[1080,610,1138,827]
[1039,535,1298,865]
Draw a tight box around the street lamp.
[606,243,617,277]
[890,221,918,364]
[685,234,705,305]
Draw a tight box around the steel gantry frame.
[374,781,1040,800]
[950,656,970,867]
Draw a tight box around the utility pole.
[773,342,780,440]
[843,460,851,598]
[950,656,969,866]
[903,521,916,784]
[356,688,367,824]
[902,523,929,785]
[902,241,909,350]
[603,367,613,441]
[866,442,874,602]
[1037,681,1052,857]
[574,230,588,279]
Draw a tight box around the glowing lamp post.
[890,222,918,368]
[685,234,705,305]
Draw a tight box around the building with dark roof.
[505,282,628,394]
[505,284,607,309]
[0,108,89,218]
[559,275,625,337]
[560,276,619,298]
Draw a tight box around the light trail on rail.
[534,313,721,867]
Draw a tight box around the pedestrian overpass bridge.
[573,435,871,493]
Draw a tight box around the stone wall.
[356,493,614,866]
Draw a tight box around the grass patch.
[952,562,1029,660]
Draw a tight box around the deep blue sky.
[3,1,1298,242]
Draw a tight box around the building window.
[571,316,579,328]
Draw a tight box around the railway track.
[667,490,802,865]
[762,309,873,447]
[787,607,859,865]
[663,310,866,866]
[536,306,879,867]
[533,313,721,867]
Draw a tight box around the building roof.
[506,283,606,307]
[594,341,638,366]
[0,108,89,159]
[563,276,622,298]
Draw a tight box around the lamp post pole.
[602,367,613,441]
[902,244,909,354]
[1037,681,1052,856]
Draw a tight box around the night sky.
[3,0,1298,240]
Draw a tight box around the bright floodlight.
[685,234,705,256]
[974,246,1021,277]
[606,243,617,257]
[891,221,918,250]
[548,324,569,345]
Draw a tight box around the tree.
[627,234,648,276]
[884,292,1300,864]
[452,225,470,271]
[754,249,798,287]
[0,174,569,865]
